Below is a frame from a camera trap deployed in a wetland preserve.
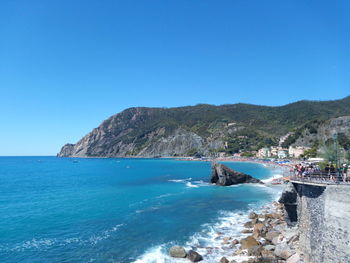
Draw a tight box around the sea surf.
[0,157,283,263]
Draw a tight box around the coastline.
[134,164,287,263]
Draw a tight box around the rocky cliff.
[291,115,350,147]
[58,96,350,157]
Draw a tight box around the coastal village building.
[257,148,271,158]
[277,150,288,159]
[257,146,288,159]
[288,146,310,158]
[270,146,279,156]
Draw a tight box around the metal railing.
[289,171,350,185]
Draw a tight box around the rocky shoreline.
[169,199,303,263]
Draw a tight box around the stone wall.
[291,183,350,263]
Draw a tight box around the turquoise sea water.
[0,157,281,263]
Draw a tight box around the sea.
[0,157,283,263]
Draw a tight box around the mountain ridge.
[58,96,350,157]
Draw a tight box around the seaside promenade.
[288,172,350,186]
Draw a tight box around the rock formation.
[211,162,263,186]
[169,246,203,262]
[169,246,187,258]
[279,183,298,224]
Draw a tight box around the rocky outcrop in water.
[169,246,187,258]
[211,163,263,186]
[169,246,203,262]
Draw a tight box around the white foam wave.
[88,224,124,245]
[2,224,125,252]
[185,182,199,188]
[156,193,175,199]
[168,178,192,183]
[133,245,187,263]
[136,206,160,214]
[192,180,211,187]
[169,178,211,189]
[134,166,285,262]
[133,187,284,263]
[133,209,264,263]
[262,174,283,184]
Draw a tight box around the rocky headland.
[211,162,263,186]
[57,97,350,158]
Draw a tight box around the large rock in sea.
[186,250,203,262]
[169,246,187,258]
[211,162,263,186]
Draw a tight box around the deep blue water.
[0,157,281,263]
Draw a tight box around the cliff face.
[292,115,350,147]
[58,107,225,157]
[58,96,350,158]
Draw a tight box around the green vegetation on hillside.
[61,96,350,157]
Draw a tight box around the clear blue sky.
[0,0,349,155]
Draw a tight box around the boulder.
[242,229,253,234]
[261,249,275,258]
[286,253,300,263]
[265,231,281,241]
[252,230,261,239]
[249,212,258,219]
[231,239,239,245]
[169,246,187,258]
[274,243,293,259]
[211,163,264,186]
[287,234,299,245]
[244,221,254,228]
[240,236,259,249]
[265,213,282,219]
[253,258,277,263]
[253,223,267,239]
[219,257,230,263]
[247,245,263,256]
[264,244,276,251]
[253,223,265,232]
[272,234,284,245]
[186,250,203,262]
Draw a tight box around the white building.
[257,148,271,158]
[277,150,288,159]
[288,146,310,158]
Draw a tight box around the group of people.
[293,163,350,182]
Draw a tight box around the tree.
[319,140,348,165]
